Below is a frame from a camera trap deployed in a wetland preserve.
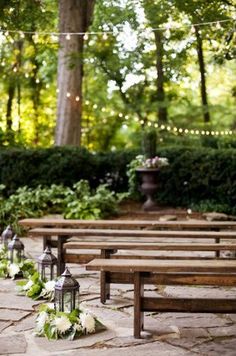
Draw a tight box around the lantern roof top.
[8,234,24,250]
[55,267,80,291]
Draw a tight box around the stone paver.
[0,334,27,354]
[0,308,31,321]
[1,234,236,356]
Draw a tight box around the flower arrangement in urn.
[137,155,169,169]
[133,155,169,211]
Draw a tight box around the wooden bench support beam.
[108,272,236,287]
[142,297,236,313]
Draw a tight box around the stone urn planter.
[136,168,159,211]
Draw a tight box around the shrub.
[0,180,121,232]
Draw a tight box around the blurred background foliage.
[0,0,234,151]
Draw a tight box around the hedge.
[0,146,235,213]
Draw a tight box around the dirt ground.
[117,199,203,221]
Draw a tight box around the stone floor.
[1,235,236,356]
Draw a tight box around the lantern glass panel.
[64,291,73,313]
[38,263,55,281]
[54,289,62,312]
[8,249,22,263]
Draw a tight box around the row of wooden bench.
[19,218,236,338]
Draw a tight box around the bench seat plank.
[19,218,236,229]
[86,258,236,273]
[28,228,236,239]
[64,241,236,251]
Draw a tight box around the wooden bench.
[86,258,236,338]
[64,240,236,303]
[28,227,236,274]
[20,217,236,230]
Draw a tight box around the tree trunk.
[55,0,95,146]
[154,31,167,124]
[6,83,15,132]
[194,26,210,123]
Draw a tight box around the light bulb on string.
[85,100,89,105]
[103,33,108,40]
[66,33,71,40]
[216,21,221,30]
[84,33,89,41]
[51,34,58,41]
[147,122,152,127]
[118,113,123,118]
[154,123,158,128]
[66,92,71,98]
[161,124,165,130]
[75,96,80,102]
[184,129,189,133]
[34,33,39,42]
[20,31,25,39]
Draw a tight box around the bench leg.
[43,235,52,250]
[134,272,144,338]
[215,237,220,258]
[57,236,68,276]
[101,271,110,304]
[100,250,111,304]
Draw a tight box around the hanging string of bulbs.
[80,100,234,137]
[0,18,234,39]
[0,17,234,137]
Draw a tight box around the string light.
[66,92,71,98]
[0,18,232,39]
[75,96,80,101]
[78,99,234,137]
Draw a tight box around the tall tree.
[55,0,95,146]
[142,0,171,124]
[173,0,231,123]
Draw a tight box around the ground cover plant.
[0,180,123,233]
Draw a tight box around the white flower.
[75,322,83,332]
[80,312,96,333]
[36,311,49,330]
[23,279,34,291]
[44,280,55,292]
[8,263,20,278]
[54,316,72,333]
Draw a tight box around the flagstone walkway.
[0,233,236,356]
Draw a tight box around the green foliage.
[0,179,122,231]
[16,272,55,301]
[0,258,36,279]
[190,200,233,215]
[64,181,119,220]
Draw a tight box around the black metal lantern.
[7,234,24,263]
[54,267,80,312]
[1,225,14,248]
[37,246,57,281]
